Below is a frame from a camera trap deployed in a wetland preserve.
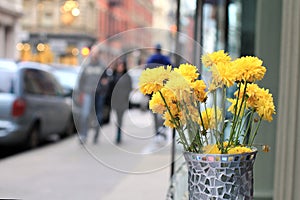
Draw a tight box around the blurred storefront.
[97,0,153,67]
[18,0,98,65]
[18,0,155,67]
[0,0,23,59]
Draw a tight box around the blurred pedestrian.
[146,43,172,69]
[145,44,172,141]
[78,48,106,144]
[111,58,132,144]
[103,63,115,124]
[94,71,110,144]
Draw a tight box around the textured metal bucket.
[183,149,257,200]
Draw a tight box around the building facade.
[0,0,23,59]
[96,0,153,67]
[20,0,98,65]
[19,0,156,66]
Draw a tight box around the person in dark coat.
[94,71,110,144]
[146,43,172,69]
[110,59,132,144]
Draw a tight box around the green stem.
[249,116,263,146]
[227,82,248,151]
[243,109,255,144]
[204,103,214,144]
[213,90,223,151]
[182,101,198,152]
[196,101,208,145]
[227,83,241,151]
[158,91,189,150]
[221,86,227,136]
[235,100,248,145]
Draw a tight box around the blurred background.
[2,0,243,66]
[0,0,298,200]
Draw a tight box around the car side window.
[23,69,63,96]
[39,71,64,96]
[23,69,44,95]
[37,71,57,96]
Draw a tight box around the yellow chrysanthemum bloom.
[202,50,231,68]
[234,83,275,121]
[165,71,191,100]
[139,66,172,95]
[227,98,247,117]
[227,146,252,154]
[232,56,266,83]
[243,83,262,108]
[182,105,200,124]
[160,87,177,104]
[191,79,207,102]
[149,92,166,114]
[203,142,230,154]
[200,107,222,130]
[163,108,183,128]
[203,144,221,154]
[255,89,275,121]
[163,111,176,128]
[210,62,236,89]
[149,87,178,114]
[174,63,199,83]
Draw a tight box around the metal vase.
[183,149,257,200]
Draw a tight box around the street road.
[0,109,173,200]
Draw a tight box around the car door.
[23,68,56,136]
[37,70,70,134]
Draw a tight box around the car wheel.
[27,124,40,149]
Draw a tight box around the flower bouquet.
[138,50,275,199]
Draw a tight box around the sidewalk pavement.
[0,109,173,200]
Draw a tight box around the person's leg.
[116,126,121,144]
[94,95,106,144]
[115,110,124,144]
[93,125,100,144]
[79,93,92,144]
[154,113,159,135]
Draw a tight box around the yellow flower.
[164,71,191,100]
[139,66,172,95]
[163,107,183,128]
[210,62,236,89]
[203,144,221,154]
[227,146,252,154]
[138,50,276,154]
[174,63,199,83]
[203,142,229,154]
[183,105,201,124]
[200,107,222,130]
[191,80,207,102]
[204,144,252,154]
[234,83,275,121]
[227,98,247,117]
[232,56,266,83]
[149,92,166,114]
[201,50,231,68]
[160,87,177,104]
[255,89,275,121]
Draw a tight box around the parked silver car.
[0,60,73,148]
